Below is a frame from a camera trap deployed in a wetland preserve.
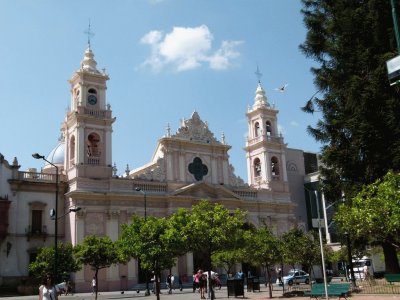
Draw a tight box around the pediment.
[172,181,241,200]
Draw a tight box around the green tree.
[242,226,281,298]
[211,248,243,277]
[335,171,400,273]
[281,228,322,281]
[29,242,81,281]
[183,200,246,300]
[300,0,400,269]
[74,235,120,300]
[119,215,185,300]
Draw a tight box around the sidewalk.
[4,286,400,300]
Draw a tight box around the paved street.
[3,286,400,300]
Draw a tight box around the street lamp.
[304,185,328,299]
[135,187,150,296]
[313,190,329,299]
[32,152,59,280]
[51,207,82,220]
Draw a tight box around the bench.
[385,274,400,284]
[304,283,351,300]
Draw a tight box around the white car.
[279,269,310,286]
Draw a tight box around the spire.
[253,82,270,109]
[84,20,95,50]
[255,65,262,83]
[80,48,100,74]
[80,21,100,74]
[252,66,270,109]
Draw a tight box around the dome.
[45,141,65,167]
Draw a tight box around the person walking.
[277,267,283,285]
[193,270,200,293]
[199,270,206,299]
[38,274,58,300]
[92,277,97,294]
[166,274,173,294]
[178,274,183,291]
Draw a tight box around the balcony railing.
[246,134,284,146]
[233,190,258,198]
[18,171,67,182]
[25,225,47,241]
[134,182,167,193]
[77,106,112,119]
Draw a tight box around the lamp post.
[304,185,328,299]
[314,190,329,299]
[135,187,150,296]
[32,153,59,280]
[52,207,82,220]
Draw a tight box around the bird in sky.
[274,83,289,92]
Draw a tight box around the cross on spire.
[255,65,263,83]
[84,20,95,49]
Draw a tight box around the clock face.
[88,94,97,105]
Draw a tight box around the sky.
[0,0,322,182]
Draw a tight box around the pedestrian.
[193,270,200,293]
[65,280,71,295]
[38,274,59,300]
[56,280,67,295]
[198,270,206,299]
[235,270,244,279]
[151,271,156,294]
[178,274,183,291]
[277,267,283,285]
[166,274,173,294]
[363,264,369,280]
[171,274,175,290]
[92,277,97,294]
[214,273,221,290]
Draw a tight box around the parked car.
[279,269,310,286]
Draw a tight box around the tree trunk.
[94,269,99,300]
[382,241,400,274]
[265,266,273,298]
[155,273,160,300]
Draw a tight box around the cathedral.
[0,45,319,292]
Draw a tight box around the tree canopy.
[300,0,400,198]
[335,171,400,273]
[242,226,281,298]
[74,235,120,299]
[119,215,185,300]
[183,200,246,272]
[29,242,81,281]
[300,0,400,273]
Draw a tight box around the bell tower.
[62,45,115,179]
[244,78,289,192]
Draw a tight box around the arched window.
[254,158,261,177]
[271,156,279,176]
[88,88,97,94]
[266,121,272,136]
[87,133,101,157]
[254,122,260,137]
[69,135,75,164]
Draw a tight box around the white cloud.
[208,40,243,70]
[139,25,242,72]
[290,120,299,127]
[140,30,162,45]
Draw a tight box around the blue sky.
[0,0,322,181]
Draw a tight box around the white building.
[0,45,319,292]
